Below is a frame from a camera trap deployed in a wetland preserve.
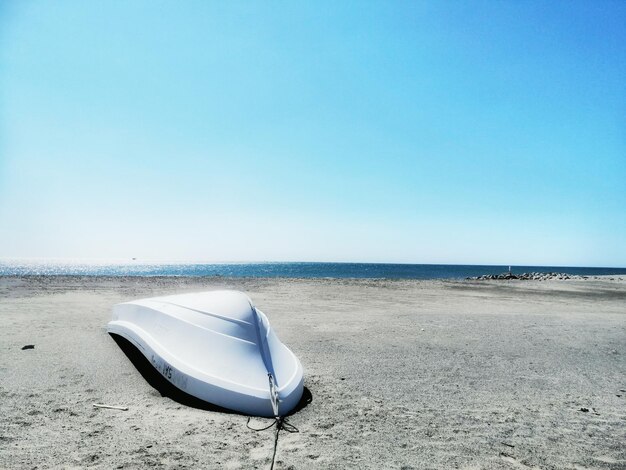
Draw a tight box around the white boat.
[107,290,304,417]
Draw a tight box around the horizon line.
[0,257,624,270]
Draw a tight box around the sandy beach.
[1,276,624,469]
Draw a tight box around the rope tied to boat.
[268,373,280,417]
[246,373,299,470]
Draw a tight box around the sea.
[1,260,625,279]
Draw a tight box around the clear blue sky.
[1,1,624,266]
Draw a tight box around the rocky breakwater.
[467,272,583,281]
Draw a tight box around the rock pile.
[467,272,582,281]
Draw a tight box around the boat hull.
[107,290,304,417]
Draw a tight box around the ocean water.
[1,260,625,279]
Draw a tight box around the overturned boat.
[107,290,304,417]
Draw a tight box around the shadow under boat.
[109,333,313,416]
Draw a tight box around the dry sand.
[1,276,625,469]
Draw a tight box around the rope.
[246,357,299,468]
[246,416,299,470]
[268,373,280,417]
